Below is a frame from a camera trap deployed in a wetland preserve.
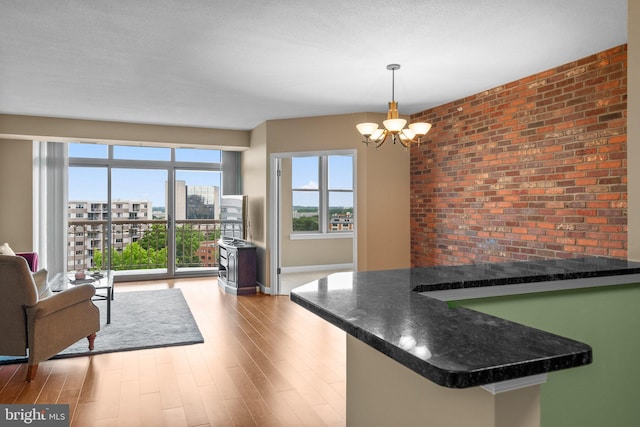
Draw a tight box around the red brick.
[410,44,627,266]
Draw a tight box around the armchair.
[0,255,100,381]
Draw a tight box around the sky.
[292,155,354,208]
[69,144,354,208]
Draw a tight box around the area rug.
[0,288,204,365]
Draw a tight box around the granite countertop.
[290,257,640,389]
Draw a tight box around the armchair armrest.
[26,284,96,319]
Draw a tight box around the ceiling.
[0,0,628,131]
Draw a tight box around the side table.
[50,271,114,324]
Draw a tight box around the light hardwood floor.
[0,278,347,426]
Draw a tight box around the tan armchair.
[0,255,100,381]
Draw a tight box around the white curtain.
[33,141,68,276]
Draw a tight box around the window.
[291,154,354,235]
[67,142,227,275]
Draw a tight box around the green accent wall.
[458,282,640,427]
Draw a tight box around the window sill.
[290,232,354,240]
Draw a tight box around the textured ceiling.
[0,0,628,130]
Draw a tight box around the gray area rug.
[0,288,204,364]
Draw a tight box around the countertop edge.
[290,289,593,388]
[289,258,640,389]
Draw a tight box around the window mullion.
[320,156,328,234]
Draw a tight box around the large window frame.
[67,143,229,278]
[290,154,354,240]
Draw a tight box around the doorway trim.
[269,149,357,295]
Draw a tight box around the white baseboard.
[279,263,353,274]
[257,281,270,294]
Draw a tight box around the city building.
[67,200,152,271]
[329,212,354,231]
[196,240,218,267]
[172,180,220,221]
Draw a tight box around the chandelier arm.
[398,136,411,149]
[375,130,389,149]
[361,130,389,148]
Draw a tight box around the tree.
[94,242,168,270]
[95,223,210,270]
[175,224,206,267]
[292,216,319,232]
[138,224,167,251]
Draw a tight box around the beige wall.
[242,113,410,287]
[0,139,33,251]
[629,2,639,260]
[242,122,269,284]
[0,114,249,149]
[268,113,411,273]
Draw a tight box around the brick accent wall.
[410,45,627,267]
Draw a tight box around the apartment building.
[67,200,152,271]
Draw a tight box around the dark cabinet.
[218,239,256,295]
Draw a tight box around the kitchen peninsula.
[291,257,640,427]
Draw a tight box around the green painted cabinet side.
[459,283,640,427]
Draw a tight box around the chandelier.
[356,64,432,148]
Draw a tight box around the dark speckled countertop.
[290,257,640,388]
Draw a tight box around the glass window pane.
[113,145,171,161]
[68,167,108,272]
[111,168,168,270]
[111,169,166,211]
[175,148,221,163]
[175,170,221,220]
[69,142,108,158]
[292,156,319,189]
[292,191,319,232]
[328,191,354,232]
[328,155,353,190]
[175,170,221,270]
[68,167,107,200]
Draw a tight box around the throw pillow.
[0,242,16,256]
[32,269,52,299]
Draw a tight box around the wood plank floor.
[0,278,347,426]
